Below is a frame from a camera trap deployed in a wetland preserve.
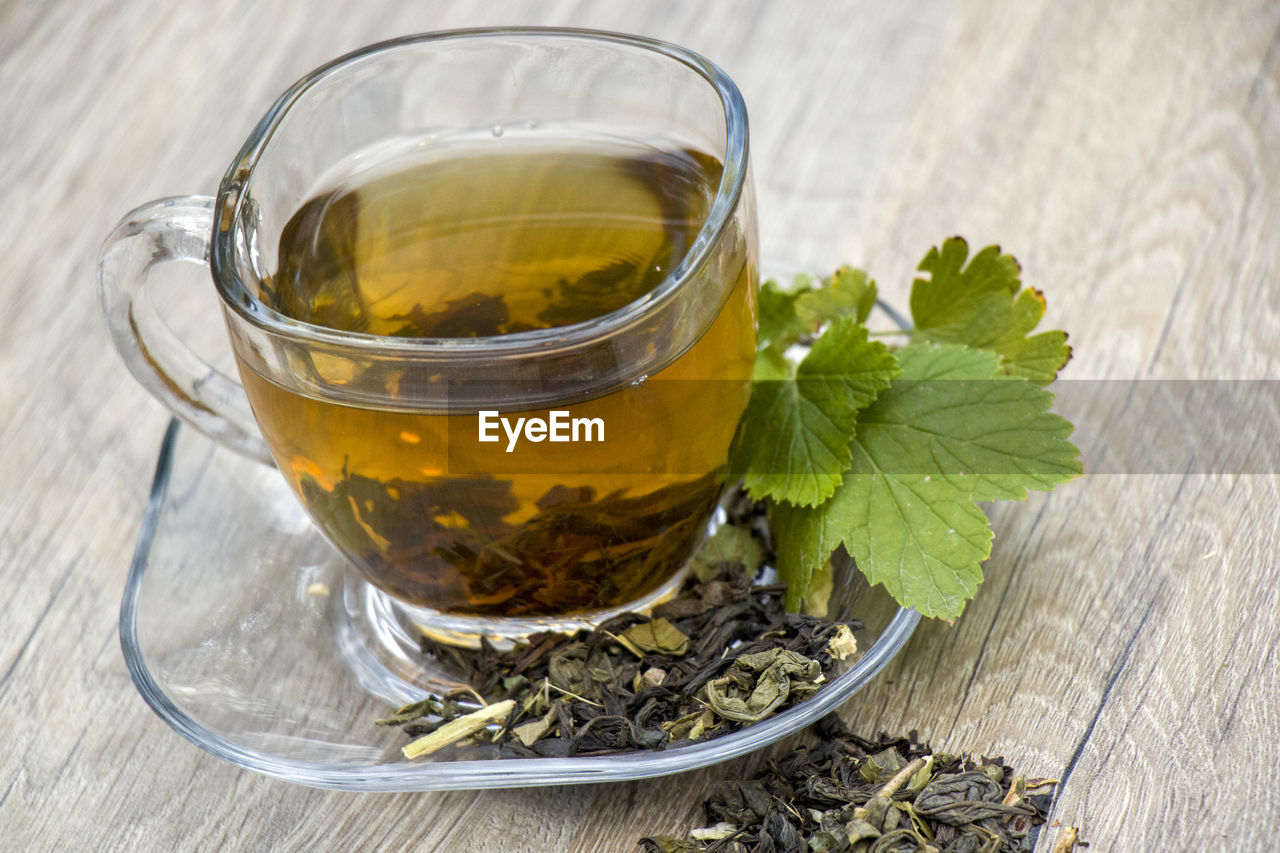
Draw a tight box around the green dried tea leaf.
[703,649,823,723]
[859,747,907,784]
[620,617,690,656]
[500,674,528,694]
[732,318,899,507]
[691,523,763,582]
[374,696,442,727]
[844,818,882,844]
[663,708,717,741]
[638,836,704,853]
[910,237,1071,385]
[907,755,936,794]
[547,643,588,695]
[511,707,557,748]
[808,829,843,851]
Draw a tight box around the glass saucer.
[119,299,920,792]
[120,419,917,791]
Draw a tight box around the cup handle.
[98,195,274,465]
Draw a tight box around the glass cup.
[99,29,758,647]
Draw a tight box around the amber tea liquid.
[238,137,756,616]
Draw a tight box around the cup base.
[332,559,692,702]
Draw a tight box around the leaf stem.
[866,329,914,337]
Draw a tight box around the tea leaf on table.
[772,342,1082,618]
[910,236,1071,385]
[731,317,899,507]
[639,714,1070,852]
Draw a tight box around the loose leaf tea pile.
[379,506,863,758]
[730,238,1083,618]
[639,714,1083,853]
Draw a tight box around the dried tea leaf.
[703,649,823,723]
[638,837,704,853]
[859,748,907,784]
[824,623,858,661]
[1050,826,1080,853]
[690,523,763,582]
[688,823,738,841]
[511,708,557,748]
[374,696,442,727]
[620,617,690,656]
[845,818,882,844]
[402,700,514,759]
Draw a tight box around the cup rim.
[209,27,749,356]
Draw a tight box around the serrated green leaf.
[796,266,878,330]
[772,451,991,618]
[859,343,1082,500]
[910,237,1071,385]
[773,342,1081,619]
[732,318,899,507]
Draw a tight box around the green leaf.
[772,452,991,619]
[796,266,877,330]
[773,342,1082,619]
[910,237,1071,385]
[732,318,900,507]
[757,278,809,351]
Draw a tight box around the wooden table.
[3,0,1278,849]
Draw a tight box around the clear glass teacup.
[99,29,758,646]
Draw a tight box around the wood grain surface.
[2,0,1278,850]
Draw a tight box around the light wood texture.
[2,0,1278,849]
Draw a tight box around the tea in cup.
[99,29,758,642]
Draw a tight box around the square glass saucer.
[120,419,917,792]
